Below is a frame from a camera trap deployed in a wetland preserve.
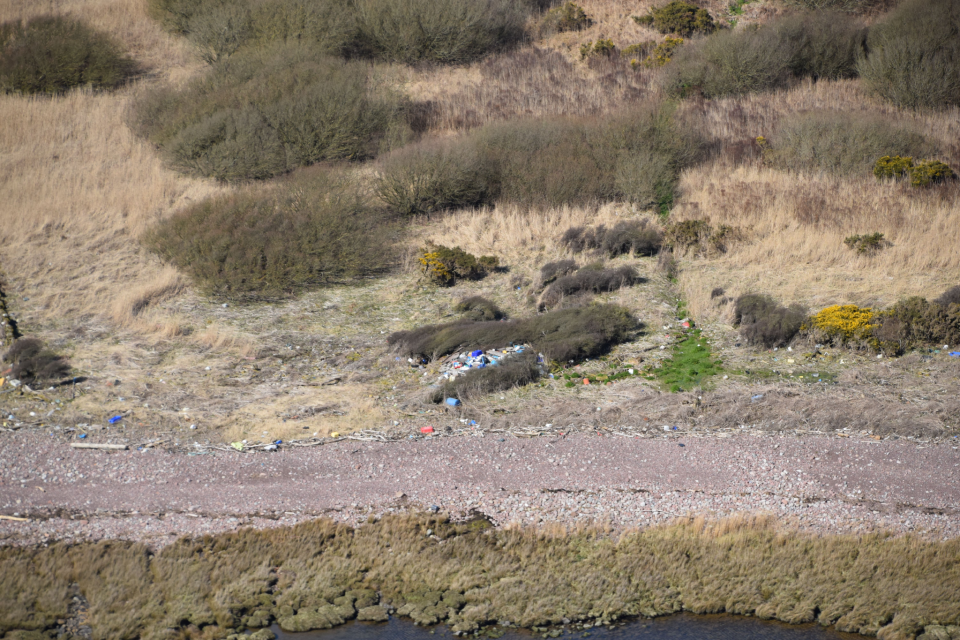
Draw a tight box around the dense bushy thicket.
[418,244,499,286]
[539,2,593,35]
[429,352,540,402]
[2,338,71,383]
[873,294,960,355]
[734,294,807,348]
[560,220,663,257]
[148,0,529,64]
[664,11,866,98]
[858,0,960,110]
[0,16,136,94]
[766,112,932,176]
[134,45,402,181]
[353,0,528,64]
[376,104,703,212]
[633,1,715,37]
[144,170,398,297]
[388,304,637,364]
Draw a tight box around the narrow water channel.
[273,613,861,639]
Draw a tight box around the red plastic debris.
[421,426,434,434]
[583,378,590,385]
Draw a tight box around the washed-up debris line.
[436,345,532,381]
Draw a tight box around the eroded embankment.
[1,514,959,640]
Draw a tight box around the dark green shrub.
[734,294,806,348]
[0,16,136,95]
[147,0,357,61]
[387,304,637,363]
[376,141,493,216]
[418,244,498,286]
[454,296,506,321]
[633,1,715,37]
[873,296,960,355]
[353,0,528,64]
[133,45,400,181]
[766,112,931,175]
[540,2,593,34]
[538,265,639,310]
[874,155,914,180]
[429,352,540,402]
[560,220,663,257]
[2,338,71,383]
[844,232,886,254]
[858,0,960,110]
[144,170,398,297]
[934,285,960,308]
[773,11,866,80]
[909,160,957,187]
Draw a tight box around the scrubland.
[1,0,960,635]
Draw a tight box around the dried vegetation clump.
[428,351,541,402]
[388,304,637,364]
[537,264,640,311]
[734,294,806,348]
[1,514,959,639]
[1,337,71,384]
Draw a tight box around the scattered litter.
[331,431,340,437]
[0,515,29,522]
[274,440,282,444]
[751,394,764,402]
[190,424,197,429]
[949,352,960,357]
[678,443,685,447]
[78,433,87,439]
[583,378,591,385]
[107,415,123,424]
[445,398,461,407]
[264,444,278,451]
[421,426,435,434]
[231,442,244,451]
[437,345,529,381]
[429,505,440,513]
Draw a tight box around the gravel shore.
[2,430,959,547]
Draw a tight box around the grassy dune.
[2,514,959,639]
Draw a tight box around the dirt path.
[2,431,959,547]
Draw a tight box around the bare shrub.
[3,337,71,383]
[538,260,578,288]
[934,285,960,308]
[0,15,137,95]
[387,304,637,364]
[858,0,960,110]
[376,140,493,216]
[766,112,931,176]
[734,294,807,348]
[133,44,401,181]
[873,296,960,355]
[454,296,506,321]
[539,2,593,35]
[144,170,398,298]
[429,352,540,402]
[353,0,528,64]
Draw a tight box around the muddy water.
[273,613,861,639]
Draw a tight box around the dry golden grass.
[674,161,960,321]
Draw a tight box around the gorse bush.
[134,45,401,181]
[766,112,931,176]
[148,0,357,62]
[353,0,528,64]
[873,296,960,355]
[734,294,806,348]
[844,233,886,254]
[560,220,663,257]
[579,39,616,60]
[388,304,637,364]
[664,11,865,98]
[858,0,960,110]
[429,352,540,402]
[0,16,136,94]
[2,338,71,383]
[633,1,715,37]
[540,2,593,34]
[418,244,498,286]
[454,296,506,321]
[144,170,398,297]
[663,219,743,256]
[873,155,914,180]
[804,304,875,345]
[909,160,956,187]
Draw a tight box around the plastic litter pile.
[437,345,530,381]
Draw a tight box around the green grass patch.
[653,328,722,392]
